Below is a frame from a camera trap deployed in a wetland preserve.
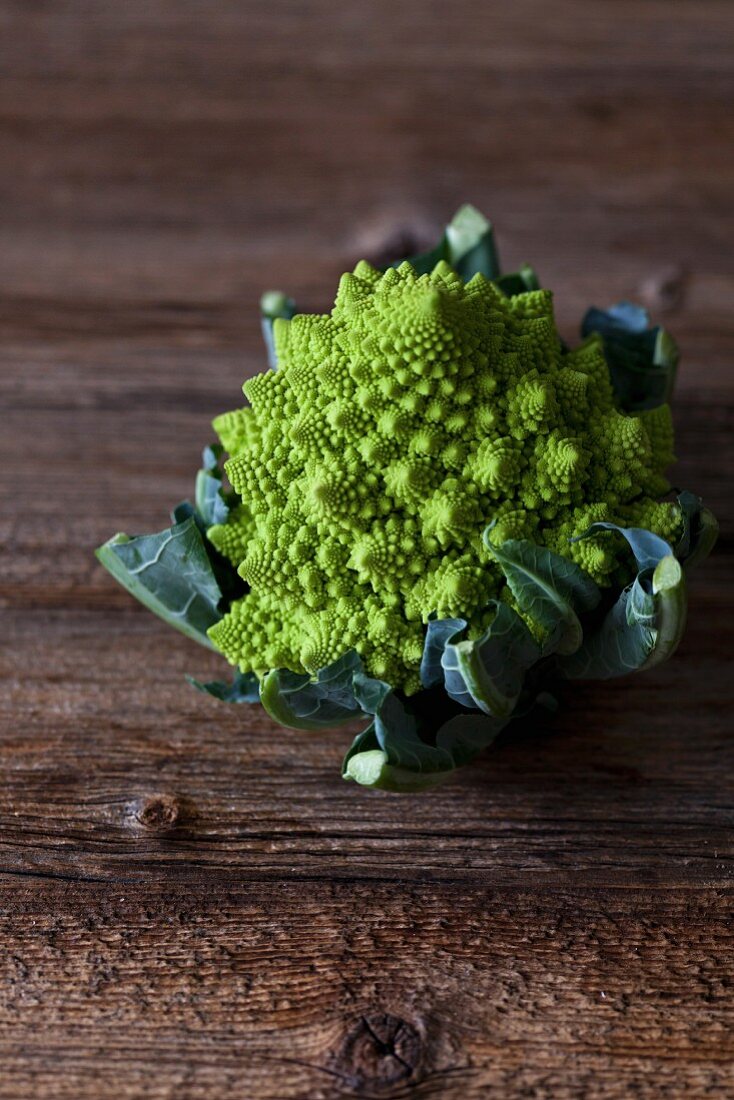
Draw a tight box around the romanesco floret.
[206,260,681,694]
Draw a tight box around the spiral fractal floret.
[207,259,680,693]
[97,206,717,791]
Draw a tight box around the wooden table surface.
[1,3,732,1096]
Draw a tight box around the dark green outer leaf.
[388,204,501,281]
[582,301,679,411]
[561,521,685,679]
[171,500,196,525]
[484,534,600,655]
[349,670,391,715]
[675,491,719,569]
[195,469,230,527]
[495,264,541,297]
[341,725,383,778]
[404,203,540,291]
[260,290,296,369]
[571,523,672,572]
[260,651,366,730]
[96,517,222,649]
[349,675,455,779]
[342,743,454,793]
[346,666,509,790]
[559,555,686,680]
[170,501,245,610]
[446,204,501,281]
[419,617,467,689]
[374,696,451,773]
[560,517,687,681]
[643,556,688,670]
[435,712,507,769]
[187,669,260,703]
[196,441,237,528]
[342,695,507,792]
[441,602,540,717]
[560,576,655,680]
[576,491,718,578]
[170,444,246,611]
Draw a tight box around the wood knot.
[134,794,181,832]
[639,264,688,315]
[331,1013,424,1093]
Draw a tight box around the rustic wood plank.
[2,373,731,603]
[1,568,731,889]
[1,2,734,383]
[0,880,732,1099]
[1,1,733,1096]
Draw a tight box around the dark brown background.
[1,3,733,1097]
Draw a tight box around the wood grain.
[0,2,732,1096]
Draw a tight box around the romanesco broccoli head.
[207,258,681,693]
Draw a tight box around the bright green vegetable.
[97,206,717,791]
